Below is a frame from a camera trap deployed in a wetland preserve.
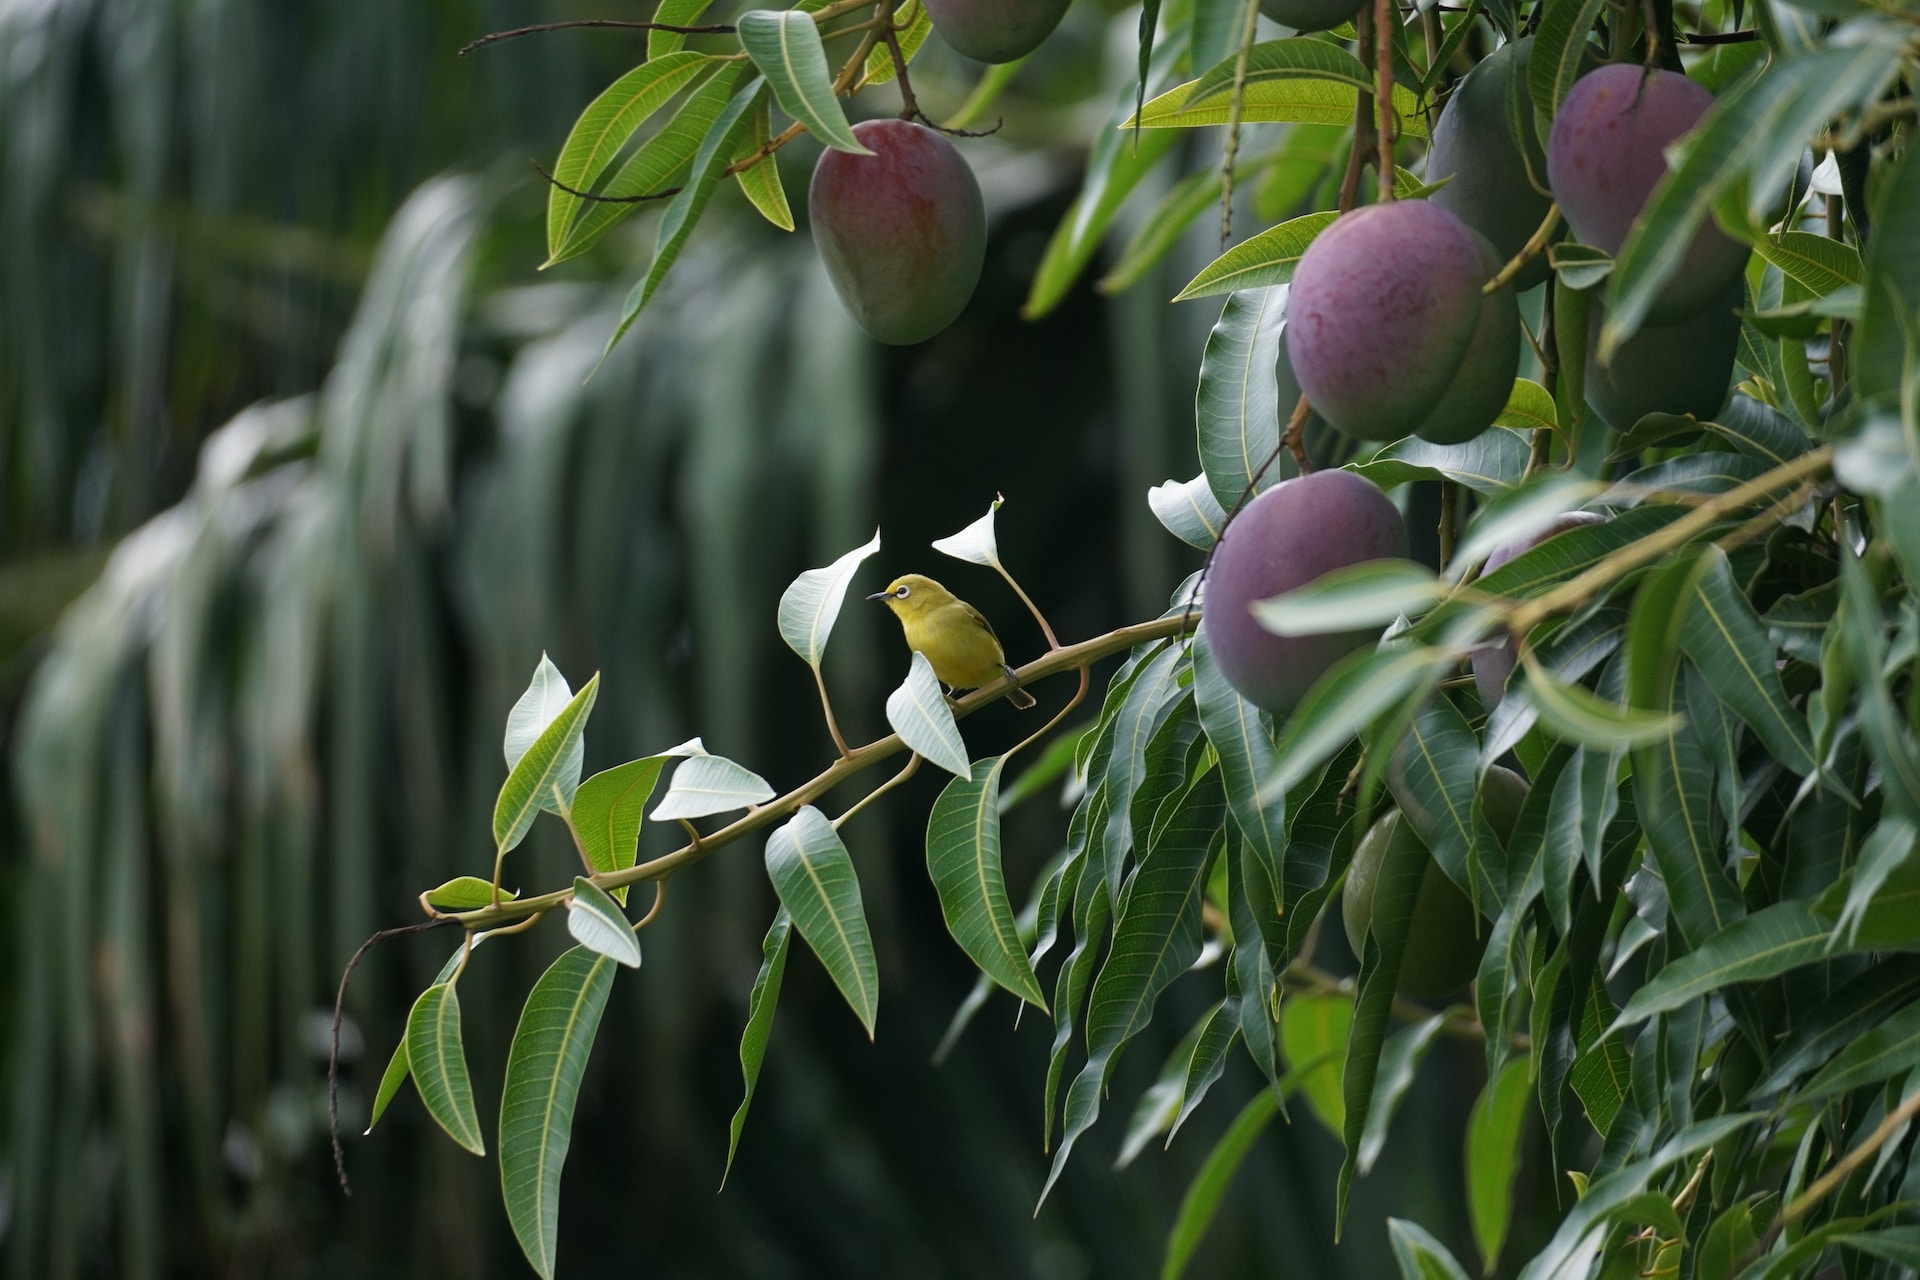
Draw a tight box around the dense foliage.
[371,0,1920,1275]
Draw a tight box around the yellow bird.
[868,574,1037,709]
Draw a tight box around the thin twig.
[834,753,922,829]
[532,160,683,206]
[460,18,736,56]
[1340,6,1380,211]
[1482,203,1562,294]
[445,613,1198,930]
[880,0,918,119]
[329,918,461,1194]
[996,563,1062,651]
[812,664,853,757]
[1219,0,1264,247]
[1680,28,1758,42]
[633,879,669,931]
[1374,0,1397,196]
[1740,1088,1920,1269]
[1505,446,1834,634]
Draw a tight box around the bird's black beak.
[866,591,890,602]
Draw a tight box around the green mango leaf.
[544,52,717,259]
[1615,899,1829,1030]
[1159,1088,1283,1280]
[1044,863,1110,1151]
[565,877,641,969]
[927,757,1048,1008]
[1526,0,1607,123]
[1348,428,1532,496]
[1337,784,1430,1224]
[1267,645,1457,800]
[1280,991,1353,1138]
[1045,774,1222,1201]
[648,0,714,58]
[504,654,589,814]
[1182,37,1373,103]
[1175,210,1338,301]
[1023,24,1185,319]
[1492,378,1558,434]
[1388,1219,1474,1280]
[651,751,775,821]
[1520,652,1681,748]
[1196,287,1294,511]
[547,68,737,266]
[1191,632,1286,914]
[863,0,931,83]
[1466,1054,1533,1273]
[570,741,704,901]
[1856,145,1920,406]
[603,73,760,356]
[1388,692,1501,907]
[1169,998,1241,1141]
[1751,957,1920,1098]
[724,907,791,1186]
[730,87,794,231]
[1837,1226,1920,1269]
[736,11,870,154]
[1129,75,1426,135]
[1253,560,1442,637]
[1752,229,1863,297]
[424,876,516,911]
[364,1036,412,1135]
[764,805,879,1036]
[500,947,617,1279]
[886,651,972,778]
[1677,545,1816,774]
[1118,1010,1213,1168]
[1148,474,1227,549]
[1101,165,1223,295]
[1356,1015,1448,1174]
[1798,996,1920,1103]
[777,528,881,667]
[494,674,601,855]
[1516,1116,1760,1280]
[405,981,484,1156]
[1832,816,1919,946]
[1549,242,1615,291]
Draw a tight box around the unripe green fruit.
[1343,811,1485,1001]
[1427,37,1554,292]
[1258,0,1366,31]
[809,119,986,345]
[922,0,1070,64]
[1586,282,1741,433]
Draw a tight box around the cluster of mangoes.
[808,0,1073,345]
[1203,48,1758,992]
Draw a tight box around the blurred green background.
[0,0,1496,1274]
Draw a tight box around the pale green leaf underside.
[1127,77,1426,137]
[931,494,1005,567]
[1253,559,1441,637]
[737,10,870,155]
[886,650,972,777]
[1148,474,1227,548]
[651,752,776,821]
[777,528,882,666]
[567,876,642,968]
[494,674,601,853]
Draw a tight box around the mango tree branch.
[1503,445,1833,635]
[811,662,854,757]
[1374,0,1396,194]
[442,612,1198,931]
[1482,203,1561,294]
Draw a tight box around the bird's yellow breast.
[899,602,1007,691]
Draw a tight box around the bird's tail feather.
[1002,666,1037,710]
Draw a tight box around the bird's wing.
[960,601,1001,648]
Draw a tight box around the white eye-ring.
[895,585,911,599]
